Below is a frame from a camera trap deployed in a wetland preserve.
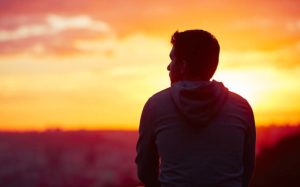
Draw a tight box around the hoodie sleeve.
[242,102,256,187]
[135,98,160,187]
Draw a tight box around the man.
[135,30,256,187]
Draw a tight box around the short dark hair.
[171,30,220,80]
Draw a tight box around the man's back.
[136,30,255,187]
[136,80,255,187]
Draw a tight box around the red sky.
[0,0,300,130]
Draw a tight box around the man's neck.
[182,75,209,82]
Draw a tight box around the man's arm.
[135,99,160,187]
[242,103,256,187]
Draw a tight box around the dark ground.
[0,125,299,187]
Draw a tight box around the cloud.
[286,20,300,32]
[220,43,300,69]
[0,14,110,41]
[0,14,113,55]
[231,18,277,30]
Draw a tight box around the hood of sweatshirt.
[170,80,228,126]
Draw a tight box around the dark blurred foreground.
[0,125,299,187]
[0,130,138,187]
[251,126,300,187]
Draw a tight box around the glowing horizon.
[0,0,300,131]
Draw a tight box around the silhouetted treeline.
[256,125,300,155]
[250,130,300,187]
[0,125,300,187]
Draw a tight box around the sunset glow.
[0,0,300,131]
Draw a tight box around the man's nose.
[167,64,170,71]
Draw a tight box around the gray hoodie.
[136,80,256,187]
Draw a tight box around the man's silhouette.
[135,30,256,187]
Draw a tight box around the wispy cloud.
[231,18,277,30]
[0,14,113,55]
[286,20,300,32]
[0,15,110,41]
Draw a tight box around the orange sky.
[0,0,300,131]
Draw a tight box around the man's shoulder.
[149,87,170,100]
[225,90,254,117]
[226,90,255,128]
[146,87,171,106]
[227,90,251,106]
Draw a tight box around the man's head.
[168,29,220,83]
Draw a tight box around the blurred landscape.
[0,125,300,187]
